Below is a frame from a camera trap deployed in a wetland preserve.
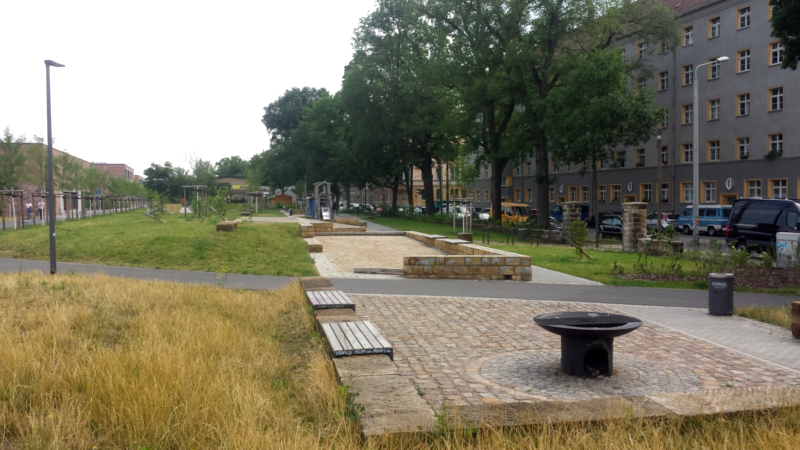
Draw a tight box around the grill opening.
[584,348,610,376]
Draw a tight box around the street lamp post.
[45,59,65,274]
[692,56,728,241]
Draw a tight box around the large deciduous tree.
[770,0,800,69]
[214,156,248,178]
[0,127,28,190]
[543,48,665,235]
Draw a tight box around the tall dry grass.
[1,271,799,449]
[735,305,794,329]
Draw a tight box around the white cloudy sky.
[0,0,376,176]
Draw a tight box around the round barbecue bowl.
[533,312,642,340]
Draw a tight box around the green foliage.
[770,0,800,69]
[0,127,28,190]
[568,220,589,260]
[146,190,169,217]
[214,156,247,178]
[209,187,230,218]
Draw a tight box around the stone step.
[304,238,322,253]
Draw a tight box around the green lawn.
[0,211,316,276]
[349,214,462,237]
[251,209,287,217]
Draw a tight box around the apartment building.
[470,0,798,214]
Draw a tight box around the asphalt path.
[0,258,793,308]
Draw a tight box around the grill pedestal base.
[561,336,614,377]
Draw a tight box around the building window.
[738,7,751,29]
[611,185,621,203]
[637,42,646,59]
[659,71,668,91]
[484,190,489,202]
[683,26,693,46]
[475,190,480,201]
[708,141,720,161]
[525,163,532,175]
[682,182,694,203]
[708,99,720,120]
[512,189,519,202]
[769,133,783,156]
[661,108,669,128]
[770,42,784,66]
[738,93,750,116]
[709,17,720,38]
[703,181,717,203]
[738,137,750,159]
[682,143,693,163]
[769,87,784,111]
[599,158,607,170]
[569,186,577,202]
[661,183,670,202]
[621,48,626,59]
[636,78,646,92]
[615,150,625,168]
[770,179,788,199]
[514,166,521,176]
[598,185,607,202]
[636,148,646,167]
[661,146,668,165]
[746,180,762,197]
[682,104,693,125]
[658,40,669,54]
[683,65,693,85]
[738,49,751,72]
[641,184,653,203]
[549,187,555,202]
[525,188,532,202]
[709,58,721,79]
[581,186,589,203]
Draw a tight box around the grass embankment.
[736,305,794,329]
[0,211,316,276]
[2,271,800,449]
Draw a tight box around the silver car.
[646,212,679,231]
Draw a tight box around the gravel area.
[315,235,445,274]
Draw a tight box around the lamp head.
[45,60,65,68]
[716,56,730,62]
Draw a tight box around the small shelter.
[182,185,208,218]
[269,193,294,207]
[313,181,333,221]
[246,191,266,214]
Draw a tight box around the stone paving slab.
[349,294,800,412]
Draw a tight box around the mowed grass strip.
[0,211,316,276]
[2,272,800,449]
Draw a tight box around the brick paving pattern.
[351,294,800,409]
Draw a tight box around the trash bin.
[288,209,293,216]
[708,273,734,316]
[517,228,527,241]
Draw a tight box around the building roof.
[662,0,728,16]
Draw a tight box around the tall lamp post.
[692,56,728,240]
[45,59,65,274]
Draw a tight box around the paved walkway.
[0,258,793,308]
[337,213,397,232]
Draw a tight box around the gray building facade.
[469,0,798,217]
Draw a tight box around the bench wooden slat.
[307,291,322,306]
[304,289,355,310]
[316,291,333,305]
[331,323,351,351]
[321,323,344,354]
[331,290,350,305]
[344,322,373,349]
[363,321,392,350]
[354,321,383,349]
[340,323,364,350]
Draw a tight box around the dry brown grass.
[1,271,800,449]
[735,305,794,329]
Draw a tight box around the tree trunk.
[420,159,435,216]
[391,176,399,211]
[344,182,351,206]
[405,169,414,208]
[535,141,550,227]
[437,163,443,212]
[490,156,509,222]
[592,153,599,249]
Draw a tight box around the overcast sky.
[1,0,376,176]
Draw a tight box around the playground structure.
[311,181,333,221]
[451,198,473,234]
[245,191,267,214]
[182,185,208,218]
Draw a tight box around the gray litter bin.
[708,273,734,316]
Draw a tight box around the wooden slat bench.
[321,321,393,360]
[306,290,356,310]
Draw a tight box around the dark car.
[586,211,622,228]
[597,215,623,239]
[726,198,800,251]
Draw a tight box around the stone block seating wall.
[638,238,684,255]
[622,202,648,252]
[334,217,367,227]
[457,232,473,242]
[305,238,322,253]
[216,221,238,232]
[562,202,582,229]
[404,231,532,281]
[792,302,800,340]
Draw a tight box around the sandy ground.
[316,236,445,273]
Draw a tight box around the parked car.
[597,214,623,239]
[550,204,591,222]
[490,202,532,226]
[585,211,622,228]
[414,206,426,215]
[348,203,361,210]
[363,204,376,212]
[677,205,732,236]
[527,215,563,231]
[472,208,490,221]
[726,198,800,251]
[646,212,680,231]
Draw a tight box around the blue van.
[550,204,591,223]
[677,205,732,236]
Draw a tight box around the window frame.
[738,49,751,73]
[707,140,721,161]
[707,57,722,80]
[770,41,784,66]
[640,183,653,203]
[702,181,717,203]
[682,64,694,86]
[745,179,762,198]
[680,182,694,203]
[736,136,750,160]
[707,99,720,121]
[636,148,646,167]
[769,179,788,199]
[568,186,578,202]
[768,86,784,112]
[768,133,784,156]
[682,143,694,163]
[637,41,646,59]
[661,146,669,165]
[682,103,693,125]
[525,188,532,202]
[737,93,750,117]
[611,184,621,203]
[483,190,489,202]
[737,6,751,30]
[658,71,669,91]
[598,185,607,203]
[683,25,694,46]
[580,185,590,203]
[708,16,721,39]
[661,108,669,128]
[660,182,671,203]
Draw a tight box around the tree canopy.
[770,0,800,69]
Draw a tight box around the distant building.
[93,163,135,182]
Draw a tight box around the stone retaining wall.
[334,217,367,227]
[404,231,532,281]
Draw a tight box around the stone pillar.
[792,302,800,340]
[622,202,648,252]
[562,202,582,230]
